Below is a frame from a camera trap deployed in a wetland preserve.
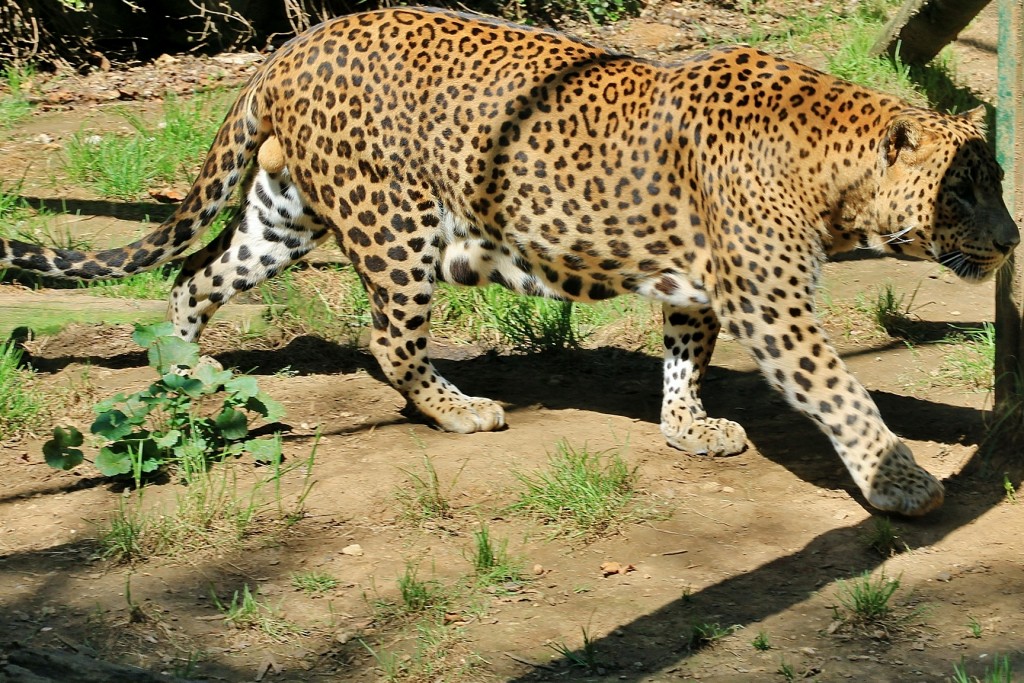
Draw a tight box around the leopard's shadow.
[439,344,988,496]
[13,333,1009,682]
[23,331,988,496]
[211,335,989,499]
[221,336,1005,682]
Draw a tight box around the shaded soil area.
[1,2,1021,682]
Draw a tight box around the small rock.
[148,187,185,203]
[212,52,263,65]
[935,571,952,582]
[341,544,363,556]
[532,563,545,575]
[600,561,636,577]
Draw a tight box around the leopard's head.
[871,106,1019,282]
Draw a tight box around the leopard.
[1,7,1018,516]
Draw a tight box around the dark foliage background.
[0,0,520,69]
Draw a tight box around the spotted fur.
[2,8,1018,515]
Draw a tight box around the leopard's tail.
[0,70,271,280]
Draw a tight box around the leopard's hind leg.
[660,303,747,455]
[168,161,328,341]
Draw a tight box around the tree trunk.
[1,643,197,683]
[870,0,993,65]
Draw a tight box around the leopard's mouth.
[937,249,1007,283]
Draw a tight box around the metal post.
[995,0,1024,424]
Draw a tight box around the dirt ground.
[1,2,1022,682]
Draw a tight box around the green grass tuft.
[0,64,35,131]
[688,621,738,650]
[834,570,901,624]
[942,323,995,391]
[395,454,459,524]
[0,340,49,439]
[470,523,522,586]
[952,655,1014,683]
[64,90,236,200]
[511,440,640,537]
[291,571,339,595]
[213,584,298,642]
[546,626,601,670]
[258,263,370,343]
[860,516,909,557]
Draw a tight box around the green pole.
[995,0,1024,421]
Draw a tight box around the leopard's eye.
[946,179,978,205]
[951,182,976,206]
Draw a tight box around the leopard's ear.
[882,116,924,167]
[880,116,921,166]
[960,105,988,132]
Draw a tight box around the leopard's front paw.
[662,417,747,456]
[432,396,506,434]
[864,442,944,516]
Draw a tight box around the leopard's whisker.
[879,225,915,245]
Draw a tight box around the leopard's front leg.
[718,268,943,516]
[660,303,747,455]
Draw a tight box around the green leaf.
[148,335,200,374]
[140,453,163,473]
[122,393,151,417]
[224,375,259,400]
[95,445,134,476]
[193,362,233,388]
[43,426,85,470]
[154,429,182,449]
[224,442,246,456]
[173,435,208,460]
[131,321,176,348]
[95,393,128,413]
[215,408,249,441]
[161,373,205,397]
[245,391,285,422]
[245,437,282,464]
[96,440,163,476]
[91,409,139,440]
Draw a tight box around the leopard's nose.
[995,239,1016,254]
[994,231,1020,254]
[993,216,1020,254]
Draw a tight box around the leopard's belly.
[435,203,710,307]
